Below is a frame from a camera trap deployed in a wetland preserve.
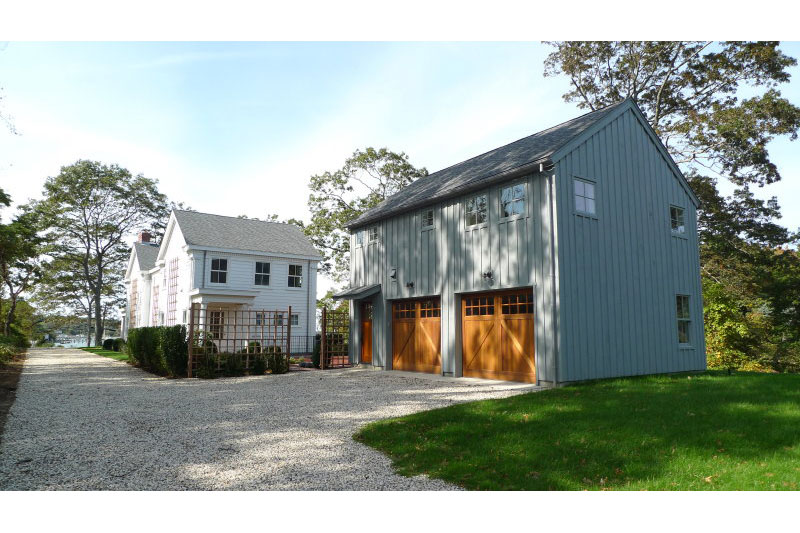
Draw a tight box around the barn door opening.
[462,289,535,383]
[392,298,441,374]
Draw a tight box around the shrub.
[251,355,267,375]
[125,325,187,377]
[222,353,245,377]
[239,341,261,354]
[102,338,114,350]
[195,352,218,379]
[112,338,125,352]
[161,325,188,377]
[265,345,288,374]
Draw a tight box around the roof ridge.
[421,100,626,180]
[173,209,298,227]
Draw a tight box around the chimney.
[138,231,152,243]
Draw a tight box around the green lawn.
[81,346,129,362]
[354,371,800,490]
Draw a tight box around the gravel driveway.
[0,348,537,490]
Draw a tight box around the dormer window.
[210,258,227,283]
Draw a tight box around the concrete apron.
[347,364,542,392]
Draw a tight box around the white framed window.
[465,194,488,226]
[368,226,379,243]
[421,208,434,229]
[574,178,596,216]
[210,258,228,284]
[182,309,187,324]
[209,311,224,339]
[291,313,299,326]
[355,230,364,247]
[288,264,303,288]
[670,206,686,235]
[255,261,270,286]
[500,183,526,218]
[676,295,691,344]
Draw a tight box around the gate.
[320,307,352,369]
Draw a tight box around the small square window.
[466,194,487,226]
[288,264,303,288]
[421,209,434,228]
[290,313,299,326]
[501,183,526,218]
[670,206,686,234]
[574,178,596,215]
[368,226,379,242]
[210,258,227,284]
[255,261,270,286]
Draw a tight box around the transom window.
[466,194,488,226]
[210,258,227,283]
[254,261,270,286]
[419,299,441,318]
[368,226,379,242]
[288,264,303,288]
[501,292,533,314]
[421,209,434,228]
[501,184,526,218]
[393,301,416,319]
[670,206,686,234]
[676,295,691,344]
[574,178,596,215]
[464,296,494,316]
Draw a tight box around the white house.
[122,210,322,351]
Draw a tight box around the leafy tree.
[305,147,428,282]
[30,160,168,346]
[544,41,800,371]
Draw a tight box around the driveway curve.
[0,348,536,490]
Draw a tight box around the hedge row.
[126,325,188,377]
[102,338,126,352]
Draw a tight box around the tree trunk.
[3,295,16,337]
[86,305,93,347]
[94,288,103,347]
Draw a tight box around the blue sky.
[2,41,800,297]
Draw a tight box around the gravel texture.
[0,348,538,490]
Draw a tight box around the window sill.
[671,233,688,240]
[679,344,695,350]
[574,212,598,220]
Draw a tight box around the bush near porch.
[126,325,188,377]
[354,371,800,490]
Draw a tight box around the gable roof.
[172,210,321,258]
[133,242,159,271]
[347,100,629,229]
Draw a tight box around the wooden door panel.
[462,290,535,382]
[361,302,373,364]
[392,321,416,371]
[392,299,441,374]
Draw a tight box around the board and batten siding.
[350,171,559,383]
[553,107,705,382]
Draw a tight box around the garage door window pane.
[502,292,533,314]
[465,296,494,316]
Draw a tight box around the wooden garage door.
[462,289,535,383]
[392,298,441,374]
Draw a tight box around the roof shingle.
[347,100,627,228]
[173,210,321,258]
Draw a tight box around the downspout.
[202,250,207,289]
[307,259,312,350]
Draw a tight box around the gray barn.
[334,98,705,385]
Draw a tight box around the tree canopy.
[31,160,168,346]
[305,147,428,282]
